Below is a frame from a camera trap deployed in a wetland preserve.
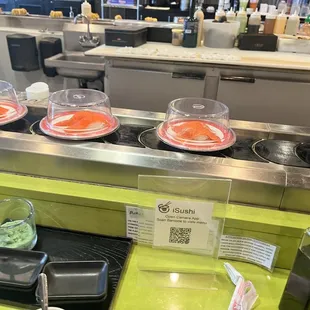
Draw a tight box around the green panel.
[0,172,308,237]
[0,172,308,271]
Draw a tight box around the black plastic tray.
[0,226,133,310]
[43,261,108,301]
[0,248,47,288]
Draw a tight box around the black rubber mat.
[0,226,133,310]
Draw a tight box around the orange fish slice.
[0,106,9,116]
[173,121,221,143]
[55,111,108,128]
[65,117,93,131]
[55,111,89,127]
[64,112,109,132]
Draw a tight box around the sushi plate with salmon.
[40,110,120,140]
[157,119,236,152]
[0,102,28,126]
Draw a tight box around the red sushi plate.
[40,111,120,140]
[0,101,28,126]
[157,119,236,152]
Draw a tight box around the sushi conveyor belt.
[0,101,310,211]
[1,110,310,169]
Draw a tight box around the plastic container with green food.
[0,198,37,250]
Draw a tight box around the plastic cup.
[0,198,37,250]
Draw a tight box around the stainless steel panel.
[217,78,310,126]
[45,52,105,79]
[106,67,206,112]
[0,106,309,211]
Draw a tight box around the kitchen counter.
[0,245,290,310]
[85,42,310,72]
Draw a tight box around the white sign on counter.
[219,235,278,270]
[126,206,153,244]
[153,199,214,251]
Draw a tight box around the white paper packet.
[224,263,259,310]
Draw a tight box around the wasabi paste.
[0,220,35,249]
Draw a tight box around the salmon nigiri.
[55,111,108,131]
[172,120,221,143]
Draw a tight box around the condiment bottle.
[172,29,184,46]
[249,0,259,11]
[180,0,190,11]
[236,8,247,33]
[194,4,204,46]
[300,14,310,35]
[81,0,91,21]
[285,10,300,35]
[183,0,199,48]
[247,8,261,33]
[277,0,287,13]
[69,6,74,18]
[239,0,249,10]
[300,0,309,16]
[264,13,276,34]
[226,8,236,22]
[215,8,225,21]
[273,10,287,34]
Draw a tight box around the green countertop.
[113,246,290,310]
[0,244,290,310]
[0,172,301,310]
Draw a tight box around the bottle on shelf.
[239,0,249,11]
[273,10,287,34]
[264,13,276,34]
[300,14,310,35]
[224,0,231,10]
[285,10,300,35]
[290,0,302,15]
[180,0,190,11]
[215,8,226,21]
[69,6,74,18]
[247,8,261,33]
[249,0,259,11]
[226,7,236,21]
[81,0,91,22]
[236,8,248,34]
[233,0,239,11]
[277,0,287,13]
[286,0,293,13]
[194,2,205,46]
[183,0,199,48]
[300,0,310,16]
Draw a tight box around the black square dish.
[43,261,108,301]
[0,248,47,288]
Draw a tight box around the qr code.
[169,227,192,244]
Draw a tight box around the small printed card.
[153,199,214,250]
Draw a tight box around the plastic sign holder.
[135,176,231,291]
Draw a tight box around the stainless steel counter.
[1,105,310,213]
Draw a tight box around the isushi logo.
[158,201,171,213]
[158,201,196,215]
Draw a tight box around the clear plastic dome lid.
[157,98,236,152]
[40,89,119,140]
[0,80,28,125]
